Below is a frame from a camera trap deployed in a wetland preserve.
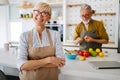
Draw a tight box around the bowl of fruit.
[64,49,78,60]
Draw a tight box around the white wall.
[8,0,52,5]
[0,5,9,48]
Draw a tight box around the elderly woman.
[73,4,109,51]
[17,2,65,80]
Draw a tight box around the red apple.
[83,51,90,57]
[78,50,84,56]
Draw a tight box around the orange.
[79,56,86,61]
[98,52,104,57]
[95,48,101,53]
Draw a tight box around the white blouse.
[17,28,65,70]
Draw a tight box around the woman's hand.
[45,57,65,67]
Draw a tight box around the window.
[10,22,22,42]
[9,4,22,42]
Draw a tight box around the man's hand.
[84,35,94,42]
[74,38,83,44]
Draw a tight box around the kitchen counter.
[62,42,118,48]
[59,53,120,80]
[0,48,120,80]
[0,48,19,76]
[62,42,118,53]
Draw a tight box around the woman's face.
[80,9,92,22]
[33,9,51,26]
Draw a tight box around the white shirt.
[82,20,89,30]
[17,28,65,70]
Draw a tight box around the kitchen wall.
[63,0,119,48]
[0,5,9,48]
[8,0,63,43]
[0,0,119,50]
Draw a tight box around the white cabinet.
[102,48,117,53]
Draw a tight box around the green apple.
[89,48,93,53]
[90,51,97,57]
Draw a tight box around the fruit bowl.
[65,53,77,60]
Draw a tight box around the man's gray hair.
[80,4,92,11]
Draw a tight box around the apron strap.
[81,23,87,32]
[91,20,95,31]
[28,29,33,47]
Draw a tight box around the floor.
[0,70,19,80]
[6,75,19,80]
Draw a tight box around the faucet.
[9,42,19,55]
[9,42,18,48]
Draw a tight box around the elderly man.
[73,4,109,51]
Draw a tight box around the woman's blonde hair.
[33,2,52,16]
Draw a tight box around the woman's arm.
[21,56,65,70]
[84,36,108,44]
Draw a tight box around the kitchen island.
[59,53,120,80]
[0,48,120,80]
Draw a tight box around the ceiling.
[8,0,48,4]
[8,0,23,4]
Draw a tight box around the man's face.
[80,9,92,22]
